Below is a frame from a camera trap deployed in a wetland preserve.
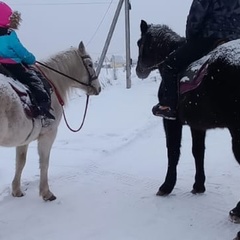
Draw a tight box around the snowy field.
[0,68,240,240]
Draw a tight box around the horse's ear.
[78,41,86,54]
[140,20,148,34]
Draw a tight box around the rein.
[35,60,93,133]
[138,42,165,71]
[62,95,90,132]
[36,61,91,87]
[147,59,165,70]
[144,48,175,71]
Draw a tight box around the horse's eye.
[85,58,93,68]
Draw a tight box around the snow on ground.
[0,68,239,240]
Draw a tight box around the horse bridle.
[146,60,165,71]
[80,54,98,83]
[36,53,98,88]
[36,54,98,132]
[138,33,175,72]
[138,38,165,72]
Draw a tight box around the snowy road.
[0,72,239,240]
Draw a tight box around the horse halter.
[36,53,98,88]
[138,32,170,72]
[146,59,165,71]
[138,37,164,72]
[81,54,98,84]
[138,42,169,71]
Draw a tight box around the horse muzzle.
[87,83,101,96]
[136,65,151,79]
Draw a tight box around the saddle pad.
[179,55,210,95]
[0,74,35,118]
[180,39,240,95]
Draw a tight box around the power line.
[86,0,114,47]
[8,2,115,6]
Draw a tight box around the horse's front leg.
[156,119,182,196]
[190,128,206,194]
[228,127,240,222]
[38,132,57,201]
[233,231,240,240]
[12,145,29,197]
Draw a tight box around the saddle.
[179,39,240,95]
[0,64,40,119]
[179,55,210,95]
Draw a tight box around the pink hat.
[0,1,12,27]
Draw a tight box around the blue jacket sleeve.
[9,31,36,65]
[186,0,211,40]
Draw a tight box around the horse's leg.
[38,131,57,201]
[190,128,206,194]
[12,145,29,197]
[156,119,182,196]
[234,231,240,240]
[228,127,240,222]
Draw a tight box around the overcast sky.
[5,0,193,60]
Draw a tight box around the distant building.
[110,55,125,68]
[94,55,137,69]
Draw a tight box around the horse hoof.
[233,231,240,240]
[12,191,25,198]
[43,194,57,201]
[229,209,240,223]
[156,189,170,196]
[191,189,205,194]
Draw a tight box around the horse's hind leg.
[228,127,240,222]
[156,119,182,196]
[12,145,29,197]
[190,128,206,194]
[38,131,57,201]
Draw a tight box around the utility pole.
[96,0,124,77]
[96,0,132,88]
[125,0,131,89]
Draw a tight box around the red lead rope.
[34,63,89,132]
[34,64,64,106]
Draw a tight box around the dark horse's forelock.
[142,24,185,63]
[147,24,183,45]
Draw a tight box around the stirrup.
[44,110,55,120]
[41,117,54,127]
[152,103,176,120]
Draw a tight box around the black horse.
[136,20,240,223]
[136,20,207,196]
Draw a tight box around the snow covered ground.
[0,68,239,240]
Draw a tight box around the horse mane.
[147,24,182,42]
[45,47,78,67]
[146,24,185,53]
[40,47,82,103]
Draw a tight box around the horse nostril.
[93,86,101,95]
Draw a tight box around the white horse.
[0,41,101,201]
